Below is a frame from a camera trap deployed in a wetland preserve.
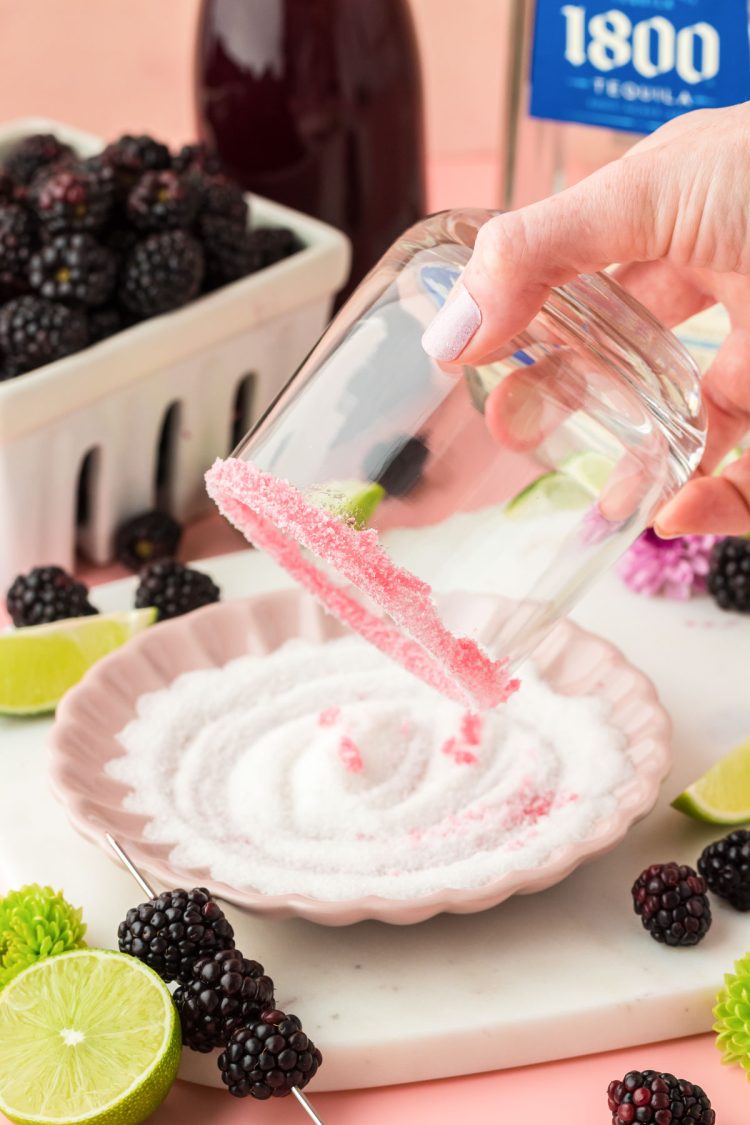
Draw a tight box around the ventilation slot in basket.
[76,447,100,530]
[155,401,182,510]
[229,373,257,454]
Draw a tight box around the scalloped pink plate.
[49,589,671,926]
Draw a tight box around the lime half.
[0,948,181,1125]
[561,451,615,493]
[307,479,385,527]
[0,609,156,716]
[672,738,750,824]
[504,471,593,520]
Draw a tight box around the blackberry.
[172,143,225,177]
[87,305,122,344]
[198,214,249,289]
[127,170,201,232]
[117,887,234,984]
[0,296,88,370]
[6,565,97,627]
[707,537,750,613]
[218,1009,322,1099]
[174,951,275,1052]
[245,226,302,272]
[196,174,248,225]
[608,1069,715,1124]
[3,134,74,186]
[698,830,750,911]
[29,233,116,306]
[0,203,36,294]
[0,172,19,204]
[134,559,220,620]
[101,134,171,198]
[365,435,429,497]
[114,509,182,571]
[631,862,712,947]
[32,163,114,234]
[119,230,204,318]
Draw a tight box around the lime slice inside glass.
[561,450,615,493]
[0,608,156,716]
[0,948,181,1125]
[307,480,386,527]
[504,471,594,520]
[672,738,750,824]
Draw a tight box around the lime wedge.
[672,738,750,824]
[0,608,156,716]
[561,450,615,493]
[0,948,180,1125]
[504,471,593,520]
[308,479,385,527]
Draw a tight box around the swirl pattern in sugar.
[108,636,632,901]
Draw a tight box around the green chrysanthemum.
[714,952,750,1077]
[0,884,87,988]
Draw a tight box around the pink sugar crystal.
[338,735,364,773]
[440,737,478,766]
[206,458,519,710]
[318,707,340,727]
[461,712,482,746]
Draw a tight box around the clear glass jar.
[207,209,705,709]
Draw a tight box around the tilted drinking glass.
[207,209,705,710]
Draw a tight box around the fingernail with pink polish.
[421,285,481,361]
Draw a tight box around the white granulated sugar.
[108,635,632,901]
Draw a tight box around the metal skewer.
[105,833,326,1125]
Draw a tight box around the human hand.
[421,103,750,536]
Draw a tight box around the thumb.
[422,152,670,364]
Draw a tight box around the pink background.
[0,1,747,1121]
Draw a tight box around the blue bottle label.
[530,1,750,133]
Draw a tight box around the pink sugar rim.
[205,458,518,710]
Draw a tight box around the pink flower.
[617,530,721,600]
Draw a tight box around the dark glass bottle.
[196,0,426,299]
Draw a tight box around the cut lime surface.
[672,738,750,824]
[0,948,180,1125]
[561,450,615,493]
[308,479,386,527]
[0,608,156,716]
[504,471,593,520]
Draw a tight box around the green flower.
[714,952,750,1077]
[0,884,87,988]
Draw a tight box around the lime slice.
[308,479,385,527]
[561,450,615,493]
[672,738,750,824]
[0,609,156,716]
[0,948,181,1125]
[504,471,593,520]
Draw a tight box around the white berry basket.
[0,118,351,590]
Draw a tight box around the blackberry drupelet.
[134,559,220,620]
[172,143,225,176]
[117,886,234,984]
[218,1009,323,1099]
[0,296,88,370]
[245,227,302,272]
[87,305,122,344]
[32,163,114,234]
[29,233,116,306]
[198,214,249,288]
[114,509,182,571]
[174,952,275,1053]
[608,1069,715,1124]
[101,134,171,198]
[0,203,36,294]
[707,537,750,613]
[631,862,711,947]
[2,133,74,186]
[127,170,201,232]
[6,565,97,627]
[365,435,430,497]
[119,230,204,318]
[699,830,750,911]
